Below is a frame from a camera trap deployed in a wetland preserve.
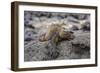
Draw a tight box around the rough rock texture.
[24,31,90,61]
[24,11,90,61]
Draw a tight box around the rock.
[71,25,79,31]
